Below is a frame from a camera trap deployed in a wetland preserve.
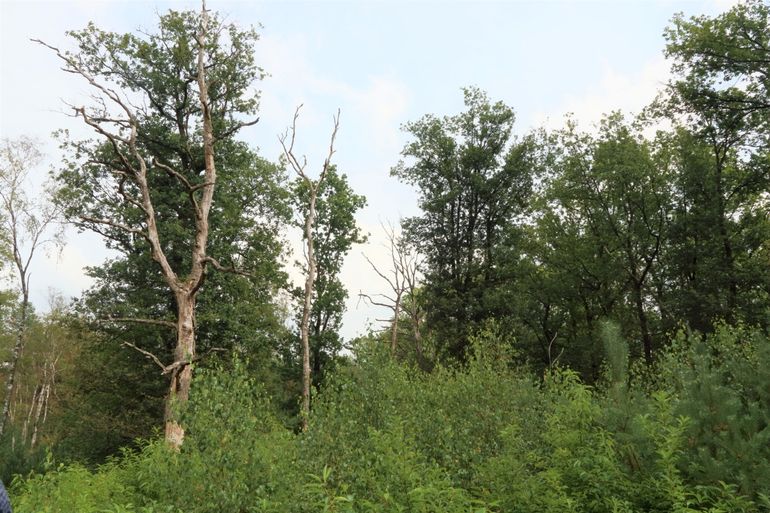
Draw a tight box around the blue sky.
[0,0,738,338]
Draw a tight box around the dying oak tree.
[280,106,341,431]
[0,137,63,437]
[36,2,264,447]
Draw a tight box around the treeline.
[0,0,769,511]
[369,1,770,379]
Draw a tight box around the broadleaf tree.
[37,2,270,447]
[392,87,535,361]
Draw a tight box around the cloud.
[532,55,672,131]
[252,32,410,163]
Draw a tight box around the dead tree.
[0,137,63,437]
[359,222,427,366]
[279,105,340,431]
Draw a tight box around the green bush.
[8,327,769,512]
[10,457,139,513]
[654,324,770,501]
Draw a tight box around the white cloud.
[532,56,672,131]
[253,31,410,163]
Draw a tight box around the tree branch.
[102,316,177,330]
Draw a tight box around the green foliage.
[665,0,769,137]
[10,456,138,513]
[50,6,293,459]
[654,324,770,500]
[291,166,367,385]
[126,360,297,513]
[10,2,770,513]
[0,426,47,484]
[393,87,536,361]
[9,330,770,511]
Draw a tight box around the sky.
[0,0,739,339]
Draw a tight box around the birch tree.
[0,137,62,437]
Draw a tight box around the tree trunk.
[391,295,401,355]
[300,195,317,432]
[633,282,653,365]
[164,291,196,448]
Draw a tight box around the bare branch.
[202,256,254,278]
[218,117,259,140]
[79,215,147,238]
[102,316,177,330]
[319,109,341,183]
[278,104,309,180]
[122,341,168,371]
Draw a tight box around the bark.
[21,383,39,442]
[633,282,653,365]
[391,295,401,355]
[299,195,317,431]
[34,1,226,449]
[164,292,196,446]
[30,383,49,448]
[163,1,216,446]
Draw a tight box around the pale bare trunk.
[391,296,401,355]
[300,196,317,432]
[165,292,196,448]
[22,384,39,442]
[30,383,47,447]
[279,105,338,432]
[162,0,214,448]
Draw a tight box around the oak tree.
[38,2,265,446]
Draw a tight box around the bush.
[8,328,768,512]
[654,324,770,501]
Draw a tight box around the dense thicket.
[9,325,770,512]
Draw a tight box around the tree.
[0,137,62,437]
[547,116,670,363]
[294,167,366,388]
[656,0,770,333]
[279,105,341,431]
[360,222,423,359]
[65,139,290,457]
[665,0,769,139]
[651,127,770,333]
[37,2,265,447]
[392,87,534,360]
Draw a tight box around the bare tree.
[0,136,63,437]
[279,105,340,431]
[34,1,239,447]
[359,222,427,366]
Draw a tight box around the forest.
[0,0,769,511]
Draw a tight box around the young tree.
[279,106,341,430]
[37,2,264,447]
[0,137,62,437]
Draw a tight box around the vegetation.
[1,0,769,511]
